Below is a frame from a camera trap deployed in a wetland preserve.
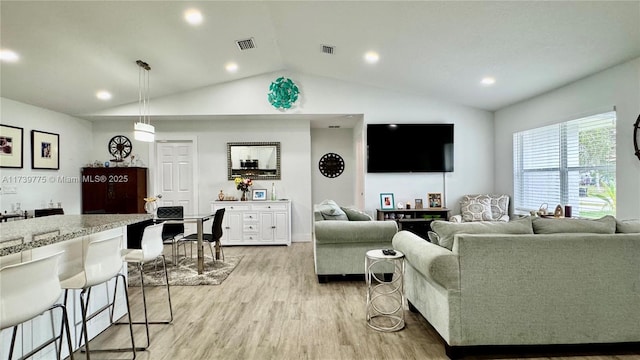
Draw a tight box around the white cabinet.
[211,200,291,246]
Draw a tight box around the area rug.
[127,254,243,286]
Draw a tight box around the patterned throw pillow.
[460,198,493,222]
[460,194,510,221]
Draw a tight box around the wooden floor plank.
[75,242,640,360]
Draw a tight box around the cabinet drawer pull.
[271,226,276,229]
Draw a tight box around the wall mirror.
[227,142,281,180]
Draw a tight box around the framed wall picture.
[31,130,59,170]
[428,193,443,208]
[252,189,267,201]
[380,193,395,210]
[0,124,24,168]
[414,199,423,209]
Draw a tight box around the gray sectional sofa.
[313,200,398,283]
[392,216,640,358]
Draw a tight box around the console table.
[377,208,450,238]
[211,200,291,246]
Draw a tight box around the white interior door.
[156,141,197,234]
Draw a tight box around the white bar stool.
[115,222,173,348]
[60,235,138,359]
[0,252,74,360]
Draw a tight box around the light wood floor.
[78,242,640,360]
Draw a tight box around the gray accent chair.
[313,202,398,283]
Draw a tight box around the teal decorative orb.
[268,77,299,109]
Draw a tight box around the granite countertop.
[0,214,152,256]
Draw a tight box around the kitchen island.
[0,214,152,359]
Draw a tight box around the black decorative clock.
[634,114,640,161]
[108,135,132,162]
[318,153,345,178]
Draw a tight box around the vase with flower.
[235,177,253,201]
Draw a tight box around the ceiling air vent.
[321,45,335,55]
[236,38,256,51]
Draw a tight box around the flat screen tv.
[367,123,454,173]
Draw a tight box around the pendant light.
[134,60,155,142]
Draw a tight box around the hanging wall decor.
[268,77,299,109]
[31,130,59,170]
[318,152,345,178]
[634,113,640,161]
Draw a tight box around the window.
[513,111,616,218]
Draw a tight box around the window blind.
[513,111,616,218]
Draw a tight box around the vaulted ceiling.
[1,1,639,117]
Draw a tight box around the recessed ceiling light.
[481,77,496,86]
[96,91,112,100]
[0,49,19,62]
[364,51,379,64]
[184,9,203,25]
[225,62,238,73]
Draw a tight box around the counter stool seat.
[60,234,139,359]
[115,223,173,349]
[0,251,74,360]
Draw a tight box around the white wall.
[0,98,93,214]
[94,71,495,223]
[494,57,640,219]
[92,117,313,242]
[311,127,355,206]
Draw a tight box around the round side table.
[365,249,405,332]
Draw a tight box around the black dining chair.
[155,206,185,265]
[177,208,225,263]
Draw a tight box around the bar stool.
[60,234,138,359]
[116,222,173,348]
[0,252,74,360]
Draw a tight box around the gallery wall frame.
[0,124,24,168]
[428,193,443,208]
[380,193,395,210]
[31,130,59,170]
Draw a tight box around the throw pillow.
[460,198,493,222]
[431,216,534,250]
[340,207,372,221]
[460,194,510,221]
[531,215,616,234]
[316,200,349,220]
[489,194,510,220]
[427,231,440,245]
[615,219,640,233]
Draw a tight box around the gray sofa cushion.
[340,207,372,221]
[616,219,640,233]
[314,221,398,244]
[431,216,533,250]
[532,215,616,234]
[316,200,348,220]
